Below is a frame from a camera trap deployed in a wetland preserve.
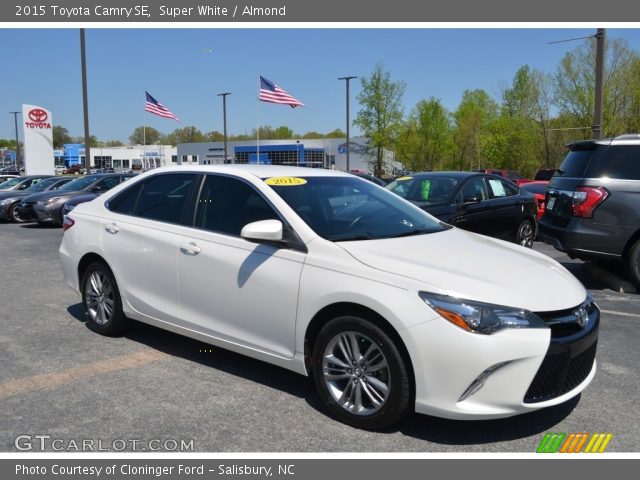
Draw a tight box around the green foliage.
[53,126,73,148]
[354,63,406,176]
[165,126,206,145]
[129,126,161,145]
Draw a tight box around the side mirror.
[463,194,482,204]
[241,219,283,243]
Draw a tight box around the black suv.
[538,134,640,288]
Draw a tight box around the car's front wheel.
[81,262,129,335]
[625,239,640,290]
[312,316,412,430]
[8,203,26,223]
[516,219,535,248]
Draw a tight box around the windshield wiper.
[384,229,433,239]
[333,235,374,242]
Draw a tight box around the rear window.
[586,145,640,180]
[556,148,602,178]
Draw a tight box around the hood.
[0,191,29,201]
[22,190,79,202]
[337,228,586,312]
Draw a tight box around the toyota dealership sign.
[22,104,54,175]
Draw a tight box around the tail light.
[572,187,608,218]
[62,216,75,231]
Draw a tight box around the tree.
[53,126,73,149]
[554,36,640,137]
[324,128,346,138]
[205,131,225,141]
[273,126,294,139]
[396,98,451,172]
[103,140,124,147]
[354,64,406,176]
[452,89,498,170]
[129,126,161,145]
[166,126,206,145]
[302,131,325,139]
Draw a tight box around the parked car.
[520,181,550,220]
[60,165,598,429]
[351,172,387,187]
[0,176,74,223]
[539,134,640,289]
[16,173,135,225]
[474,169,529,185]
[0,174,19,183]
[61,176,134,216]
[63,165,84,175]
[0,175,52,192]
[534,168,557,181]
[385,172,538,247]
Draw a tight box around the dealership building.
[54,137,400,175]
[176,137,401,174]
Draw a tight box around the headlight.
[419,292,547,334]
[37,197,60,206]
[0,198,14,206]
[63,203,76,213]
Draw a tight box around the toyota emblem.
[28,109,48,122]
[574,307,589,328]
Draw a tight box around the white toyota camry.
[59,165,599,429]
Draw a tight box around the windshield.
[59,175,98,191]
[0,177,22,188]
[266,176,446,241]
[25,177,60,193]
[385,175,459,204]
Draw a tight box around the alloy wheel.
[322,331,390,415]
[84,271,115,325]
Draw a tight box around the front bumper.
[15,203,38,222]
[402,301,599,420]
[33,203,63,224]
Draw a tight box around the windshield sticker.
[396,176,413,181]
[265,177,307,186]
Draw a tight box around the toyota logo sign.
[28,109,48,122]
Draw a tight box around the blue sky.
[3,28,640,143]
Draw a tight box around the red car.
[520,180,549,220]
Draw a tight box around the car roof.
[404,171,481,180]
[141,165,353,178]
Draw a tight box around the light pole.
[10,111,20,170]
[338,76,357,172]
[593,28,605,139]
[80,28,91,172]
[217,92,231,164]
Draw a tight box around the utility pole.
[338,76,357,172]
[80,29,91,171]
[10,111,20,170]
[593,28,605,139]
[217,92,231,163]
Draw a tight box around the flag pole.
[256,75,260,165]
[143,89,147,171]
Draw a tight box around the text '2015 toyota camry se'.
[59,165,598,429]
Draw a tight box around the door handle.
[104,223,120,234]
[180,242,201,256]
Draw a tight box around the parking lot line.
[599,309,640,319]
[0,349,167,400]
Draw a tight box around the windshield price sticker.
[265,177,307,186]
[397,176,413,181]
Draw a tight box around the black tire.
[516,219,535,248]
[81,262,129,336]
[312,316,411,430]
[625,239,640,290]
[8,203,26,223]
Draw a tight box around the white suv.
[59,165,599,429]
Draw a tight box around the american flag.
[259,76,305,108]
[145,91,180,121]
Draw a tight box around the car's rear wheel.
[516,219,535,248]
[81,262,129,335]
[625,239,640,290]
[312,316,411,430]
[8,203,26,223]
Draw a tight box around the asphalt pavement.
[0,222,638,452]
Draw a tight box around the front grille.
[524,341,597,403]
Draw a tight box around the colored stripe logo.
[536,433,612,453]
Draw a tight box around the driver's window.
[458,177,488,203]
